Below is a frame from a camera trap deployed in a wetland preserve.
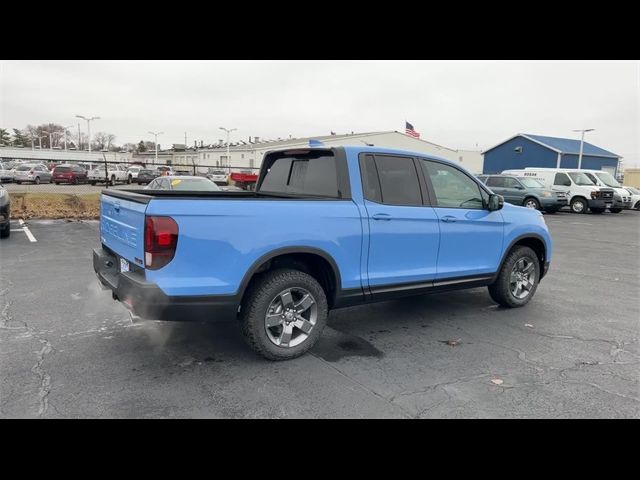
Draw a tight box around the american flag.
[405,121,420,138]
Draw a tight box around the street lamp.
[219,127,237,168]
[573,129,595,170]
[148,131,164,165]
[60,125,75,151]
[75,115,100,152]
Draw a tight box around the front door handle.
[372,213,392,221]
[441,215,457,223]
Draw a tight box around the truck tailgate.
[100,193,147,266]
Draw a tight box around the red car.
[53,164,88,185]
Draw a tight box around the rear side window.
[369,155,422,206]
[486,177,505,187]
[503,177,521,188]
[55,166,71,173]
[554,173,571,186]
[359,154,382,203]
[260,153,339,197]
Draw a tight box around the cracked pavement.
[0,212,638,418]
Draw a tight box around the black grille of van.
[601,189,614,199]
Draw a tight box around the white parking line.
[18,219,37,242]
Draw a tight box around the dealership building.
[482,133,622,176]
[188,131,484,174]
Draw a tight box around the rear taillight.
[144,216,178,270]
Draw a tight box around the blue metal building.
[482,133,621,175]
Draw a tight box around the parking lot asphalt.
[1,212,638,418]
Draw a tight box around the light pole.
[148,131,164,165]
[219,127,237,167]
[573,129,595,169]
[32,134,47,149]
[61,125,74,151]
[75,115,100,152]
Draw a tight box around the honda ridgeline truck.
[94,144,552,360]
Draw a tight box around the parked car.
[0,161,15,183]
[477,174,569,213]
[94,143,552,361]
[145,175,221,191]
[502,168,615,214]
[136,168,160,185]
[156,166,175,176]
[52,164,89,185]
[14,163,52,184]
[623,186,640,210]
[88,164,130,185]
[580,170,633,213]
[127,166,143,183]
[207,170,229,185]
[0,183,9,238]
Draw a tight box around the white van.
[578,169,632,213]
[501,168,615,214]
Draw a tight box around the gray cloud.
[1,60,638,165]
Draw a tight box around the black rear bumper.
[93,247,239,322]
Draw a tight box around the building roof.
[483,133,621,159]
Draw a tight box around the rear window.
[170,178,220,191]
[16,166,32,171]
[259,152,339,197]
[54,166,71,173]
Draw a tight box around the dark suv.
[53,164,89,185]
[478,174,569,213]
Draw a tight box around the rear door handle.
[372,213,392,221]
[440,215,457,223]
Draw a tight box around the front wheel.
[610,208,622,214]
[570,197,587,214]
[240,268,328,361]
[488,246,540,308]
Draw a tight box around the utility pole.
[148,131,164,165]
[184,132,187,148]
[219,126,237,167]
[573,129,595,169]
[75,114,100,152]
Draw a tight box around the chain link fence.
[2,159,260,219]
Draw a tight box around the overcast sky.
[1,60,638,166]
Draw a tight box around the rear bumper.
[93,247,239,322]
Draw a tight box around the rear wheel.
[127,175,132,184]
[610,208,622,213]
[240,268,328,361]
[488,246,540,308]
[0,223,9,238]
[570,197,587,214]
[523,197,540,210]
[34,176,40,185]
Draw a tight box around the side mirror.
[488,193,504,211]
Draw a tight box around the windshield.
[568,172,595,186]
[595,172,621,188]
[170,178,220,191]
[519,178,545,188]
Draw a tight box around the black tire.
[610,208,622,214]
[488,246,540,308]
[523,197,540,210]
[240,268,328,361]
[570,196,588,214]
[127,175,132,184]
[73,177,79,185]
[15,181,21,185]
[590,208,604,214]
[0,224,9,238]
[34,177,40,185]
[54,182,60,185]
[90,181,96,186]
[110,175,116,186]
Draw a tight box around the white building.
[0,146,133,164]
[192,131,484,174]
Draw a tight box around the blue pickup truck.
[94,144,552,360]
